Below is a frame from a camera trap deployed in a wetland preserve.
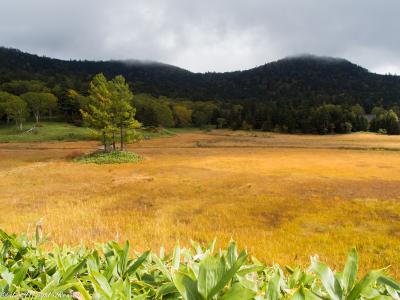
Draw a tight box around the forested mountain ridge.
[200,56,400,109]
[0,47,194,97]
[1,47,400,134]
[1,47,400,108]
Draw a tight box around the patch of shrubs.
[73,151,142,164]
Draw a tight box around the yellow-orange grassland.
[0,131,399,277]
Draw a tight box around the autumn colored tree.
[370,109,400,135]
[172,105,192,127]
[21,92,58,123]
[3,94,29,130]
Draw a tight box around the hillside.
[1,47,400,134]
[0,47,194,98]
[1,47,400,109]
[196,56,399,111]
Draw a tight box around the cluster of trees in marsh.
[80,74,140,151]
[1,47,400,134]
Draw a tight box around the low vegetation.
[0,121,191,143]
[0,122,97,143]
[0,228,399,299]
[74,151,142,164]
[140,127,199,139]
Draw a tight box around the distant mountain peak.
[283,53,350,63]
[257,53,370,74]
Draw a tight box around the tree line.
[1,76,400,135]
[0,80,57,130]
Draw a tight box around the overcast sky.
[1,0,399,74]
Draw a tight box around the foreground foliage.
[0,230,399,299]
[73,151,142,164]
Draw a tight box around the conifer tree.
[81,73,113,151]
[80,73,140,151]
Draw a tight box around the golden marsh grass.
[0,131,399,278]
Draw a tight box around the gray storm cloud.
[0,0,399,74]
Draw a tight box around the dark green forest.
[1,47,400,134]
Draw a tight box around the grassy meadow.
[0,121,97,143]
[0,128,400,279]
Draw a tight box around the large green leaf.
[237,274,257,291]
[208,251,248,299]
[88,267,113,299]
[220,283,256,300]
[347,269,383,300]
[237,265,265,276]
[226,240,238,268]
[118,240,130,277]
[172,243,181,271]
[42,271,62,293]
[103,257,118,281]
[153,255,173,281]
[0,267,13,286]
[266,271,281,300]
[368,296,395,300]
[378,275,400,292]
[290,287,305,300]
[173,271,202,300]
[198,256,226,299]
[311,260,342,300]
[59,258,86,285]
[111,277,132,299]
[155,282,179,298]
[206,239,217,255]
[342,248,358,295]
[11,261,30,289]
[289,286,324,300]
[191,240,204,256]
[126,250,150,276]
[74,280,91,300]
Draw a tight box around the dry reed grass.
[0,131,399,278]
